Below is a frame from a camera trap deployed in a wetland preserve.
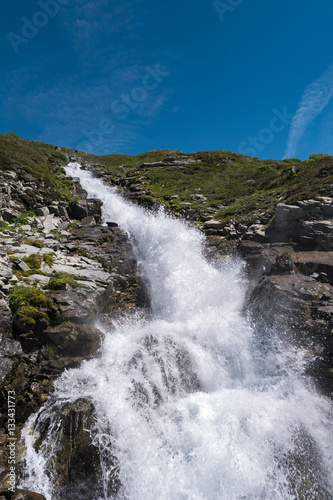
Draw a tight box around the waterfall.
[20,163,333,499]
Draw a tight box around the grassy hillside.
[0,133,72,203]
[91,149,333,226]
[1,133,333,227]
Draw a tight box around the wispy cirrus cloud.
[284,62,333,158]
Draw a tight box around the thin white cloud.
[284,62,333,158]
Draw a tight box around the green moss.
[9,286,51,333]
[15,305,49,331]
[45,272,80,290]
[9,285,50,313]
[23,254,42,269]
[43,254,54,267]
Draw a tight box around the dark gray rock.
[30,398,119,500]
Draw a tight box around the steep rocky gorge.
[0,138,332,499]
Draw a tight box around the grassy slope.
[1,134,333,227]
[0,134,72,203]
[92,150,333,226]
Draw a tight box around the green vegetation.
[51,150,68,163]
[9,285,51,332]
[0,134,74,202]
[43,254,54,267]
[45,272,80,290]
[86,149,333,226]
[24,254,42,270]
[24,239,44,248]
[9,286,50,312]
[16,211,36,225]
[1,133,333,229]
[5,131,20,139]
[0,224,15,233]
[308,153,329,160]
[0,211,36,232]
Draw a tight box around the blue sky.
[1,0,333,159]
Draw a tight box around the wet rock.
[12,489,46,500]
[247,273,333,396]
[30,398,120,500]
[42,323,103,358]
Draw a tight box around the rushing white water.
[21,163,333,499]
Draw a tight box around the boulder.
[2,209,19,223]
[68,199,88,220]
[300,220,333,250]
[34,207,49,217]
[42,323,103,358]
[189,194,207,203]
[203,220,224,229]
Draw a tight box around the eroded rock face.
[240,241,333,397]
[267,197,333,250]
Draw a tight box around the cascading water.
[20,163,333,499]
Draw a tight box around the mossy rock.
[9,285,50,313]
[45,272,80,290]
[15,305,49,333]
[9,286,51,337]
